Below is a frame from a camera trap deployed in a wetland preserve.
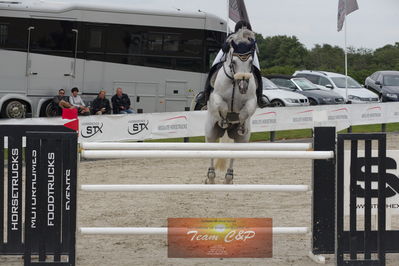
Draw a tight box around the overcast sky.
[50,0,399,50]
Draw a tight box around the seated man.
[69,87,90,115]
[111,87,135,114]
[92,90,111,115]
[50,89,73,116]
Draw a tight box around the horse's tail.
[214,133,233,171]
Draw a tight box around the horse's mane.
[226,28,255,44]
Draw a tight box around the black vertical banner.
[68,134,78,265]
[62,138,71,252]
[7,135,23,250]
[24,135,41,263]
[0,135,4,248]
[38,137,46,262]
[0,125,77,257]
[24,131,78,265]
[60,134,78,265]
[41,137,60,261]
[53,138,62,262]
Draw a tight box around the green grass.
[145,123,399,143]
[341,123,399,133]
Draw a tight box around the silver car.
[262,77,309,107]
[293,70,379,103]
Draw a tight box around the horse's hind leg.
[206,159,216,184]
[224,159,234,184]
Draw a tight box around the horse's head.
[226,28,256,94]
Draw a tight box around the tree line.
[255,33,399,84]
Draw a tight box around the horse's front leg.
[237,98,257,135]
[209,93,229,128]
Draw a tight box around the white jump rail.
[81,142,312,151]
[81,184,310,192]
[81,150,333,160]
[79,227,309,235]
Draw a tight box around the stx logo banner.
[344,150,399,215]
[81,122,104,138]
[128,120,149,135]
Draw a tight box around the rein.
[223,63,234,81]
[222,52,253,113]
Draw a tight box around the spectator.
[92,90,111,115]
[47,89,73,116]
[111,87,135,114]
[54,88,73,108]
[69,87,90,115]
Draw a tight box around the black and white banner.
[344,150,399,216]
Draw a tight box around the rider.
[198,20,269,109]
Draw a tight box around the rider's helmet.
[234,20,252,32]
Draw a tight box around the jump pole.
[79,227,309,235]
[81,150,333,160]
[81,142,312,151]
[80,184,310,192]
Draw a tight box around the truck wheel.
[44,101,59,117]
[1,100,26,118]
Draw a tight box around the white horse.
[205,28,258,184]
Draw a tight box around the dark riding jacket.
[111,93,131,114]
[92,97,111,114]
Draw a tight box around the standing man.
[92,90,111,115]
[111,87,135,114]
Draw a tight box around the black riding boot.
[253,68,270,108]
[257,93,269,108]
[195,63,223,109]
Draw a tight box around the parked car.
[266,75,345,105]
[364,70,399,102]
[293,70,379,103]
[262,77,309,107]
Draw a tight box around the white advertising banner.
[79,114,153,141]
[385,103,399,123]
[0,102,398,142]
[344,150,399,216]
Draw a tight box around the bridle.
[222,51,254,113]
[223,51,253,81]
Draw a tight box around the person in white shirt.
[69,87,90,115]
